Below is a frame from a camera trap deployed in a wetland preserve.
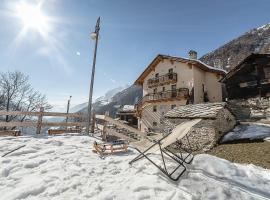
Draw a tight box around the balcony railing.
[135,88,189,116]
[147,73,177,88]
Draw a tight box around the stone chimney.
[214,59,222,69]
[188,50,197,60]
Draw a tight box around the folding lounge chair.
[93,139,128,156]
[129,119,201,181]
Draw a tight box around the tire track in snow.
[187,168,270,200]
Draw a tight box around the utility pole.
[86,17,100,135]
[66,95,72,124]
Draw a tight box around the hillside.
[78,85,142,117]
[200,23,270,70]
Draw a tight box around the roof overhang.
[134,54,227,86]
[220,53,270,83]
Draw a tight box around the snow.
[0,135,269,200]
[257,23,270,31]
[221,124,270,143]
[122,105,135,112]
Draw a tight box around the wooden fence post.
[36,107,44,134]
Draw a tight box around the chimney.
[214,59,222,69]
[188,50,197,60]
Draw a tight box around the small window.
[153,88,157,94]
[169,68,173,73]
[171,105,176,109]
[155,73,159,78]
[171,84,176,90]
[153,122,157,127]
[153,105,157,112]
[162,87,165,92]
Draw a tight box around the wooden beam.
[0,110,83,118]
[0,121,86,127]
[96,115,146,137]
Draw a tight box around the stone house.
[134,51,227,132]
[164,102,236,151]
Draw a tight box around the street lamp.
[86,17,100,135]
[66,95,72,124]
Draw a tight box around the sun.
[16,2,49,35]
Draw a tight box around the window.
[171,105,176,109]
[153,88,157,94]
[169,68,173,74]
[171,84,176,90]
[153,122,157,127]
[153,105,157,112]
[155,73,159,78]
[162,87,165,91]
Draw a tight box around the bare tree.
[0,71,51,128]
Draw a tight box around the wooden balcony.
[147,73,177,88]
[135,88,189,117]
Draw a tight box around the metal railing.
[147,73,177,88]
[135,88,189,114]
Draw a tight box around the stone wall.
[228,97,270,120]
[163,108,236,152]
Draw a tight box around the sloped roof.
[134,54,227,85]
[220,53,270,83]
[164,102,227,119]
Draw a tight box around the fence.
[0,107,87,134]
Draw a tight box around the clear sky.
[0,0,269,111]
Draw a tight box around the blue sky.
[0,0,270,111]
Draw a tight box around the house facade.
[134,51,226,132]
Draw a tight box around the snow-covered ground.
[221,124,270,143]
[0,135,269,200]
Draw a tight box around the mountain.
[69,102,88,113]
[200,23,270,70]
[78,85,142,117]
[95,85,128,105]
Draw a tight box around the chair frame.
[129,134,194,181]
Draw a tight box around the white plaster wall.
[205,72,223,102]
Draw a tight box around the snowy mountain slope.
[69,102,88,113]
[0,135,269,200]
[77,85,142,117]
[200,23,270,70]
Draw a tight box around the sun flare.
[16,2,49,35]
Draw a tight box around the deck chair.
[93,139,128,156]
[129,119,201,181]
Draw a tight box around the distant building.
[116,105,138,128]
[221,54,270,99]
[134,51,226,132]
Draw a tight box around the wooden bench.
[48,128,82,135]
[0,130,21,137]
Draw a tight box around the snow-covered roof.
[118,105,135,113]
[165,102,227,119]
[122,105,135,111]
[134,54,227,85]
